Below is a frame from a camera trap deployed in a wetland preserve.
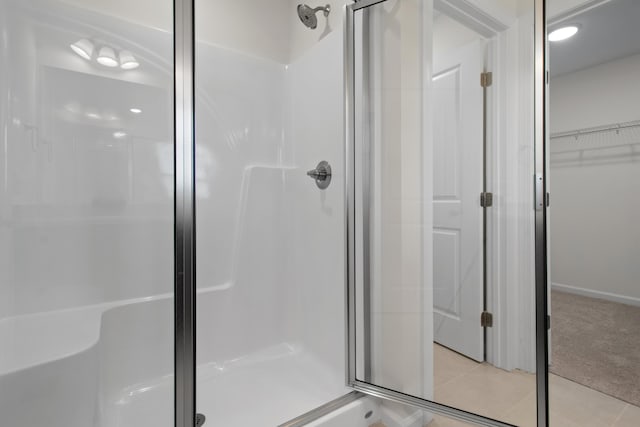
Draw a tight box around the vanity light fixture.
[70,38,94,61]
[96,46,119,67]
[71,39,140,70]
[119,50,140,70]
[549,25,579,42]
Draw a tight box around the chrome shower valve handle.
[307,160,332,189]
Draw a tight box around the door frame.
[344,1,549,427]
[430,0,541,374]
[174,0,197,426]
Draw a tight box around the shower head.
[297,4,331,29]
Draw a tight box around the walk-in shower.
[0,1,554,427]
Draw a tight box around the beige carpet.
[550,290,640,407]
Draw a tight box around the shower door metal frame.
[174,0,196,426]
[344,1,550,427]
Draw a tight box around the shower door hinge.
[480,192,493,207]
[481,72,493,87]
[481,311,493,328]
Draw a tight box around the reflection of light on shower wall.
[196,146,214,198]
[156,143,173,197]
[70,38,140,70]
[155,144,215,198]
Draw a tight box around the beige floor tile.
[612,403,640,427]
[382,345,635,427]
[500,390,538,427]
[425,414,475,426]
[434,363,536,420]
[434,344,481,387]
[549,374,627,427]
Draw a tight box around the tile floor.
[371,344,640,426]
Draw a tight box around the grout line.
[610,404,628,427]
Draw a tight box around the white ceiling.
[549,0,640,76]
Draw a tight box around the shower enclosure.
[0,1,549,427]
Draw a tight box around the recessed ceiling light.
[70,39,94,61]
[129,108,142,114]
[97,46,119,67]
[113,131,127,139]
[549,26,579,42]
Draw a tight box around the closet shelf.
[550,119,640,158]
[550,119,640,141]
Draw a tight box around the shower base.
[111,343,352,427]
[0,288,367,427]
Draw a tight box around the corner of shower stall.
[192,8,357,424]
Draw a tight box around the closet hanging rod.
[550,119,640,140]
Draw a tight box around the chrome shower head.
[297,4,331,29]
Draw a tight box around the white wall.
[432,13,483,63]
[550,53,640,132]
[285,27,346,388]
[195,0,291,63]
[549,53,640,304]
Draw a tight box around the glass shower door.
[347,0,547,426]
[0,1,175,426]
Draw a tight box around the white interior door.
[432,39,485,362]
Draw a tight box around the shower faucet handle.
[306,167,328,179]
[307,161,332,190]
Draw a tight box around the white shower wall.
[285,27,346,381]
[0,0,175,318]
[194,42,289,292]
[288,0,350,61]
[195,17,348,398]
[1,1,350,424]
[0,0,339,317]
